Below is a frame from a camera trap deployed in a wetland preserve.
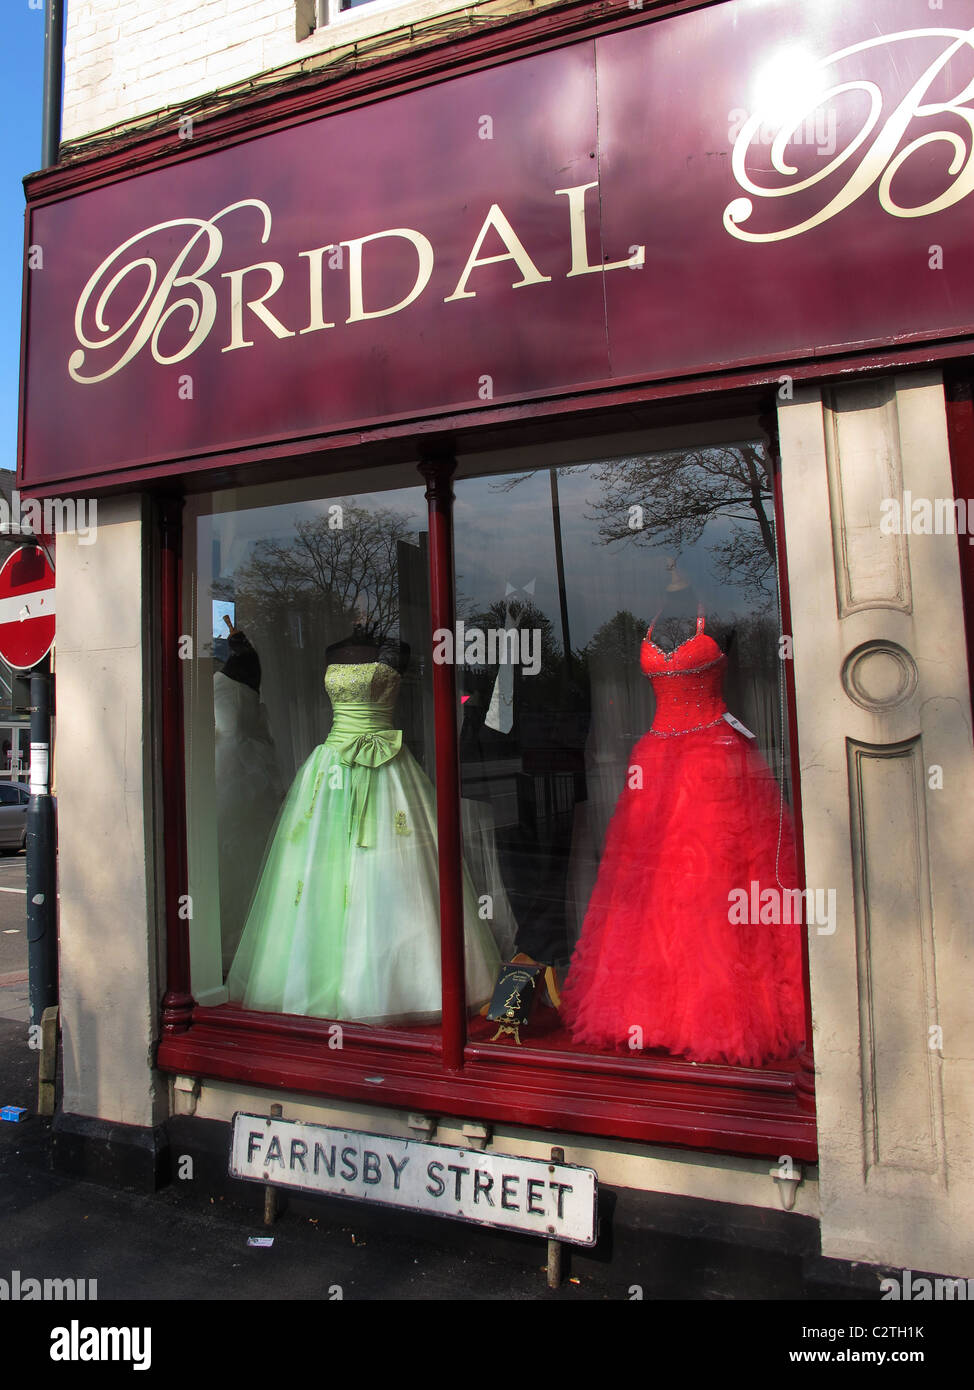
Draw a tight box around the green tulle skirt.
[226,736,501,1024]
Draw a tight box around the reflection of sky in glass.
[208,488,427,584]
[211,598,235,641]
[203,456,774,652]
[455,460,773,652]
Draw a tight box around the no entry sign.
[0,546,55,670]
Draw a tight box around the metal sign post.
[27,653,57,1032]
[0,541,58,1045]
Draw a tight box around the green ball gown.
[226,660,501,1024]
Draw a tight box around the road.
[0,851,28,1023]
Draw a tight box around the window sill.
[157,1004,817,1160]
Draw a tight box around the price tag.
[724,712,756,739]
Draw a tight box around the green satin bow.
[338,729,403,847]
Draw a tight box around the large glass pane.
[184,479,503,1027]
[454,433,806,1067]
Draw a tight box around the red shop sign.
[19,0,974,490]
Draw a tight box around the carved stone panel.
[846,738,944,1180]
[823,381,912,617]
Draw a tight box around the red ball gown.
[560,613,806,1067]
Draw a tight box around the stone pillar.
[52,493,168,1188]
[779,372,974,1277]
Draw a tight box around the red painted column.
[159,495,195,1034]
[420,456,466,1073]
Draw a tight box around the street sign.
[230,1113,599,1245]
[0,547,55,671]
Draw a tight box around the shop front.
[19,0,974,1277]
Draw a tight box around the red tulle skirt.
[561,722,806,1067]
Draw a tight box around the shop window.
[184,478,506,1021]
[453,438,803,1067]
[172,419,813,1155]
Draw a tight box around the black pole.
[28,0,64,1030]
[41,0,64,169]
[549,469,573,682]
[26,649,57,1029]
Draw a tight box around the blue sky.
[1,5,46,475]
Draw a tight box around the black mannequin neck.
[327,642,380,665]
[325,632,411,673]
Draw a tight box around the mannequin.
[226,616,502,1022]
[560,581,804,1066]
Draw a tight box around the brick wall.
[62,0,497,142]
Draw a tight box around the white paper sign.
[29,742,49,794]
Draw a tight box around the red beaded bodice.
[640,611,728,735]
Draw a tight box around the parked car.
[0,782,28,853]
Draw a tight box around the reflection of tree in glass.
[231,504,418,635]
[465,597,563,693]
[588,444,777,602]
[583,610,649,664]
[571,611,653,740]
